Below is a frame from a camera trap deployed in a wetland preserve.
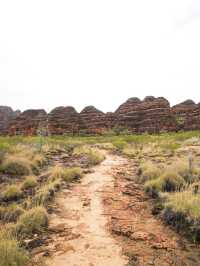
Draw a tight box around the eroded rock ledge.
[1,96,200,135]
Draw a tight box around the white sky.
[0,0,200,113]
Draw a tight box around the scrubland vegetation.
[1,130,200,265]
[0,136,105,265]
[116,132,200,242]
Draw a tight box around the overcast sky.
[0,0,200,113]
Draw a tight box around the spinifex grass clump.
[22,175,38,190]
[139,161,161,183]
[62,167,82,182]
[0,204,24,223]
[2,185,22,202]
[0,155,32,176]
[16,206,48,236]
[0,228,29,266]
[144,170,185,197]
[162,190,200,242]
[73,145,105,165]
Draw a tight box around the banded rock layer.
[1,96,200,135]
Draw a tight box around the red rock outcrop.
[8,109,47,136]
[48,106,82,135]
[171,100,200,131]
[4,96,200,136]
[80,106,106,134]
[0,106,21,135]
[115,96,177,133]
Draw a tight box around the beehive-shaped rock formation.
[8,109,47,136]
[80,106,106,134]
[48,106,82,135]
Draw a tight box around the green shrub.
[62,167,82,182]
[0,204,24,222]
[0,156,32,176]
[17,207,48,235]
[2,185,22,201]
[22,176,37,190]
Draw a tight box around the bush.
[0,234,29,266]
[17,207,48,235]
[22,176,37,190]
[0,156,32,176]
[2,185,22,201]
[62,167,82,182]
[0,204,24,222]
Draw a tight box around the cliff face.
[8,109,47,136]
[2,97,200,136]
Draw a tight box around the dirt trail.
[47,153,128,266]
[46,152,200,266]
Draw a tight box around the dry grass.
[165,190,200,220]
[62,167,82,182]
[73,145,105,165]
[0,155,32,176]
[0,227,29,266]
[16,206,48,235]
[0,204,24,223]
[2,185,22,202]
[139,161,161,183]
[22,176,38,190]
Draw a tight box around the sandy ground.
[46,153,128,266]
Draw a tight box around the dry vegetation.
[118,132,200,242]
[0,136,105,266]
[1,131,200,265]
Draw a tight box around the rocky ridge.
[1,97,200,135]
